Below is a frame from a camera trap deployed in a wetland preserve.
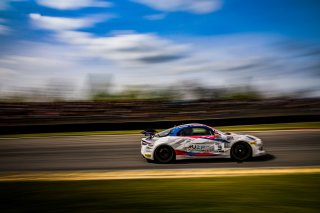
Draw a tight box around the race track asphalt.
[0,130,319,171]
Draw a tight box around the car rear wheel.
[231,142,252,161]
[154,145,175,163]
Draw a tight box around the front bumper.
[252,149,267,157]
[251,142,267,157]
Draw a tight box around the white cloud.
[0,67,16,76]
[2,55,76,68]
[29,13,112,31]
[36,0,112,10]
[56,31,190,65]
[0,24,11,35]
[132,0,222,14]
[0,42,93,91]
[1,34,319,98]
[144,13,167,20]
[0,17,14,35]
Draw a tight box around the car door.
[178,127,221,156]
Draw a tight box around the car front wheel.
[231,142,252,161]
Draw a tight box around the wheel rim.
[234,144,249,159]
[157,147,173,162]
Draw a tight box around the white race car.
[141,123,266,163]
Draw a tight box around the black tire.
[231,142,252,161]
[154,145,175,163]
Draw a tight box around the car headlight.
[249,141,257,145]
[247,136,256,141]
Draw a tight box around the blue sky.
[0,0,320,98]
[2,0,320,41]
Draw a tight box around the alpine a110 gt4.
[141,123,266,163]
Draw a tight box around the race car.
[141,123,266,163]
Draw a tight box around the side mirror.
[214,131,221,138]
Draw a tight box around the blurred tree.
[87,74,112,101]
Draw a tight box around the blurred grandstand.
[0,98,319,126]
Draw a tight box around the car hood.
[223,132,260,142]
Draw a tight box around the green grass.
[1,122,320,138]
[1,174,319,213]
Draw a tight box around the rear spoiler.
[141,129,157,137]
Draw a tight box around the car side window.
[178,128,192,136]
[178,127,213,136]
[192,127,213,136]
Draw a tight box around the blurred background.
[0,0,320,127]
[1,2,320,213]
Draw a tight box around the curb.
[1,167,320,181]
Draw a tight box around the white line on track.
[1,166,319,181]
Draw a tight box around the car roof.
[172,123,212,132]
[175,123,210,129]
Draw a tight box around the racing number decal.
[186,142,224,153]
[184,136,225,153]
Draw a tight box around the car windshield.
[156,128,173,137]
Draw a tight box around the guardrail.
[0,114,319,135]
